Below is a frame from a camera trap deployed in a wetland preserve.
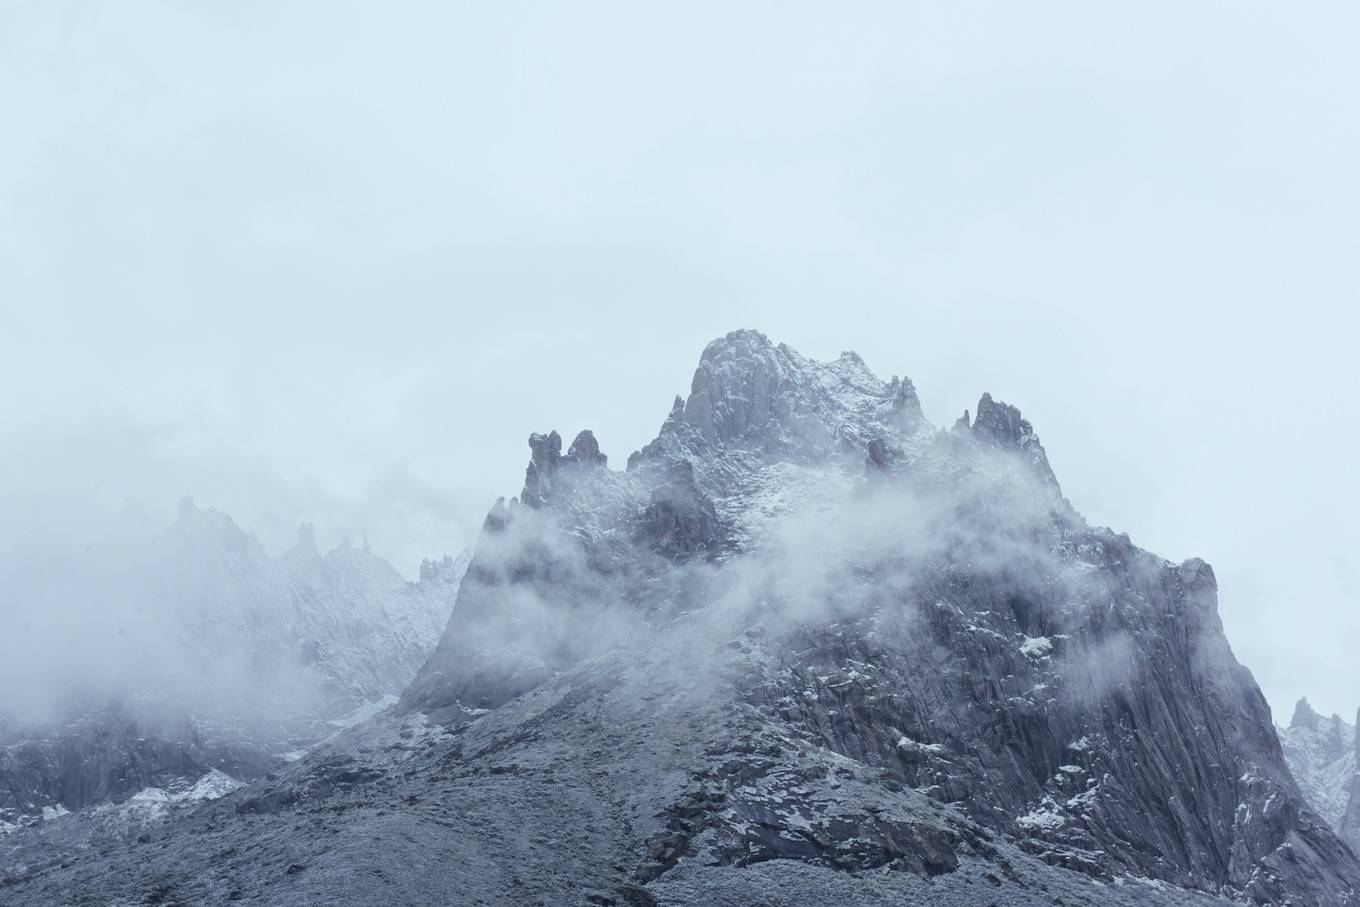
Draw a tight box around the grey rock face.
[0,707,271,822]
[638,459,722,558]
[4,329,1357,906]
[522,429,564,506]
[630,329,925,492]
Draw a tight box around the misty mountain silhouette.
[4,330,1357,906]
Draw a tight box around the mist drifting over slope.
[0,498,464,732]
[4,2,1360,719]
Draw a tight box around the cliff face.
[401,329,1359,904]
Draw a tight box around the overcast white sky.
[3,2,1358,720]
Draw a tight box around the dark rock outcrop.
[636,459,721,558]
[567,430,607,466]
[968,392,1059,487]
[0,708,270,826]
[522,430,564,507]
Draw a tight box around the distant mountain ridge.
[0,500,467,831]
[1278,697,1360,853]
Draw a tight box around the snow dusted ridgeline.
[167,501,469,715]
[0,503,468,832]
[1277,699,1356,829]
[5,329,1359,906]
[1278,697,1360,854]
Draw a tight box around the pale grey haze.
[2,2,1357,722]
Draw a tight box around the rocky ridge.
[3,329,1357,906]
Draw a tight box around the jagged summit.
[625,330,1062,492]
[566,428,606,465]
[512,332,970,563]
[1293,696,1324,730]
[522,429,611,508]
[968,392,1058,485]
[630,329,926,474]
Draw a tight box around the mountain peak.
[698,327,774,360]
[632,331,925,477]
[522,428,610,508]
[565,430,606,466]
[968,392,1058,487]
[1292,696,1320,730]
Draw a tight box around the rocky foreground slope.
[0,503,467,836]
[4,329,1358,906]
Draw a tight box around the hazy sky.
[3,2,1358,720]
